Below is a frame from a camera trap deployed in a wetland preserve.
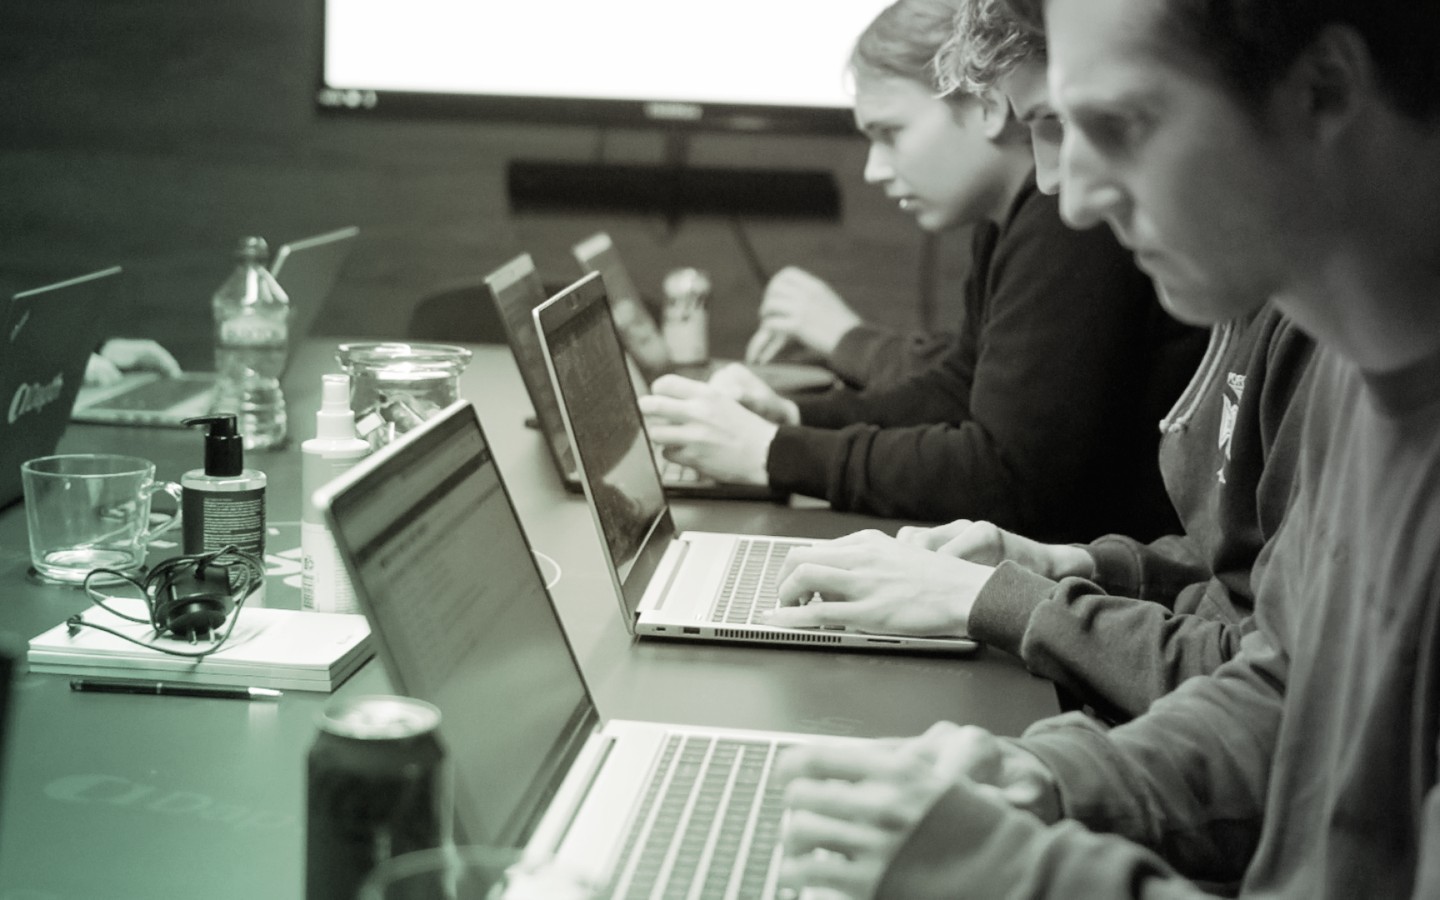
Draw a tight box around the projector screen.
[320,1,893,133]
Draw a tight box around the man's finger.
[776,742,899,785]
[773,559,857,607]
[644,422,698,447]
[745,328,786,365]
[777,538,874,581]
[825,529,891,547]
[649,373,710,399]
[636,393,695,422]
[766,590,889,630]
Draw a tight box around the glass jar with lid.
[335,342,472,450]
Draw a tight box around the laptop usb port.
[683,626,701,635]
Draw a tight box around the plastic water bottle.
[212,236,289,449]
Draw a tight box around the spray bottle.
[301,373,370,612]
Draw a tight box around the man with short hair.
[774,1,1440,896]
[761,0,1316,724]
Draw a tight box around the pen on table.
[69,677,282,701]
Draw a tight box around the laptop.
[0,266,121,508]
[316,400,839,893]
[486,255,778,501]
[535,273,979,653]
[571,231,837,393]
[70,225,359,427]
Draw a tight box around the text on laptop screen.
[546,292,667,584]
[330,417,590,847]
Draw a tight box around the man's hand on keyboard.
[895,518,1097,581]
[706,362,801,425]
[775,723,1062,897]
[759,530,992,637]
[85,338,182,387]
[639,374,778,486]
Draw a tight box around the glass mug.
[337,342,472,450]
[21,454,182,583]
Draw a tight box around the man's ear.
[1279,23,1372,143]
[975,88,1014,141]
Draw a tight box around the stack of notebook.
[27,600,373,692]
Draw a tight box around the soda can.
[306,694,450,900]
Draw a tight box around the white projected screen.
[324,1,891,111]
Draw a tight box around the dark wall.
[0,0,969,368]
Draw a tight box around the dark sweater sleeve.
[1087,534,1212,604]
[770,189,1172,536]
[879,783,1211,900]
[826,324,957,390]
[1019,623,1284,884]
[968,562,1250,721]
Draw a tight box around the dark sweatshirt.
[968,306,1317,721]
[879,345,1440,899]
[767,183,1206,542]
[827,323,954,390]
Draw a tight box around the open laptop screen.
[539,275,668,586]
[571,233,671,384]
[0,267,120,507]
[323,404,594,847]
[484,255,577,479]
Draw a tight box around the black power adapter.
[153,560,236,640]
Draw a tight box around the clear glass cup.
[336,342,472,450]
[356,845,600,900]
[21,454,182,583]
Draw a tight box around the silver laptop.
[0,266,121,508]
[571,231,837,393]
[317,401,834,894]
[535,273,979,653]
[71,226,359,426]
[486,254,780,501]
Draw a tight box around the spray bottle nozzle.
[181,413,244,477]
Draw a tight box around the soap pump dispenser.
[180,413,267,557]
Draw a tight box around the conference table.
[0,339,1059,899]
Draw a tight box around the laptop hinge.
[639,539,690,615]
[547,734,618,855]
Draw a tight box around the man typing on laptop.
[85,338,181,386]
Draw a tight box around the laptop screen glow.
[325,406,593,847]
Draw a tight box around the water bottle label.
[220,315,286,346]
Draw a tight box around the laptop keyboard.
[606,734,792,899]
[93,376,211,410]
[710,540,801,625]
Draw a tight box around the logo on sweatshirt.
[1216,373,1246,484]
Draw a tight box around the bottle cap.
[235,235,270,263]
[662,267,712,304]
[315,373,359,442]
[181,414,244,476]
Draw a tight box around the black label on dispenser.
[182,488,266,557]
